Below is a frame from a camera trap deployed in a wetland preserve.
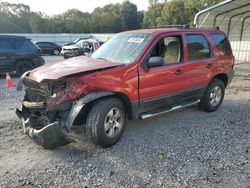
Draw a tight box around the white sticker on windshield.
[128,38,144,43]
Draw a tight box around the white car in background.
[61,38,102,59]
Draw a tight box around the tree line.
[0,0,222,33]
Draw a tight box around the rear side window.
[36,42,46,47]
[210,34,232,55]
[186,35,211,61]
[24,40,39,51]
[12,39,25,49]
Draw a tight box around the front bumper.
[61,50,84,58]
[16,108,76,149]
[16,75,79,149]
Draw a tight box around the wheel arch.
[212,73,228,87]
[72,91,135,128]
[14,59,33,69]
[114,92,134,120]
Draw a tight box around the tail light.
[39,49,42,56]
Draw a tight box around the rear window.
[210,34,232,56]
[186,34,211,61]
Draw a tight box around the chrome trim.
[139,100,200,120]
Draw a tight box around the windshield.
[75,40,85,48]
[91,33,152,64]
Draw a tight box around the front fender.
[64,91,114,130]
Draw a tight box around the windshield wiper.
[96,57,108,61]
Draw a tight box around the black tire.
[86,98,126,148]
[15,61,34,77]
[199,78,225,112]
[53,49,60,56]
[63,54,69,59]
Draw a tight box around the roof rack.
[149,24,190,29]
[195,26,220,30]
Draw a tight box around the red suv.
[16,27,234,148]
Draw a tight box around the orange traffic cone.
[5,72,15,88]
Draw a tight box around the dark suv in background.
[0,35,45,76]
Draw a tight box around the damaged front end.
[16,72,90,149]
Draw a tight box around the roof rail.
[196,26,220,30]
[149,24,190,29]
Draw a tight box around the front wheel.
[199,78,225,112]
[86,98,126,147]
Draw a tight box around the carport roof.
[194,0,250,40]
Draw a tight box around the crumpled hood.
[29,56,121,82]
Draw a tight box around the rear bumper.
[227,69,234,86]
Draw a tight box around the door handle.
[174,69,183,75]
[206,63,213,69]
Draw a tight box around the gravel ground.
[0,56,249,187]
[235,62,250,77]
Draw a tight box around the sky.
[1,0,149,15]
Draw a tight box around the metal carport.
[194,0,250,63]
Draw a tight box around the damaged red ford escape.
[16,27,234,148]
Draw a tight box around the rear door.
[47,42,55,54]
[43,42,51,54]
[183,33,214,96]
[138,33,189,111]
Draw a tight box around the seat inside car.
[163,41,180,64]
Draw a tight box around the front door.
[0,38,14,71]
[138,34,188,112]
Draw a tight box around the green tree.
[121,1,139,30]
[0,2,31,33]
[157,0,187,26]
[143,0,164,28]
[63,9,91,33]
[184,0,223,25]
[0,0,225,33]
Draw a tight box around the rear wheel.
[86,98,126,147]
[53,49,60,56]
[15,61,33,77]
[199,78,225,112]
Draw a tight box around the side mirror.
[147,56,164,68]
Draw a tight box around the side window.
[0,38,13,51]
[150,36,182,65]
[24,40,39,51]
[210,34,232,55]
[12,39,25,49]
[48,42,54,47]
[36,42,44,47]
[186,35,211,61]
